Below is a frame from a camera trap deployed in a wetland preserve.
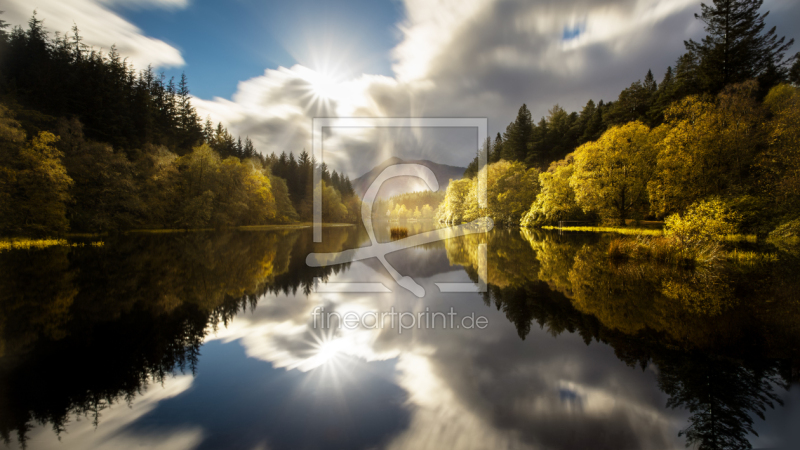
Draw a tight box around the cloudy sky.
[4,0,800,176]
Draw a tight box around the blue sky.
[110,0,403,99]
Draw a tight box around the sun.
[309,71,339,100]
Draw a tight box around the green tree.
[502,104,533,163]
[790,58,800,85]
[606,77,654,125]
[685,0,796,93]
[648,66,677,125]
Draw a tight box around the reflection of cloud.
[206,260,404,371]
[122,340,410,450]
[2,0,185,69]
[204,246,687,450]
[22,376,201,450]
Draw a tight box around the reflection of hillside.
[517,229,800,357]
[0,228,358,445]
[471,230,796,450]
[443,229,539,289]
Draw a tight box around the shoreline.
[0,223,357,251]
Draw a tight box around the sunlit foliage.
[571,121,660,224]
[665,197,742,247]
[437,161,540,226]
[648,82,764,217]
[0,107,73,235]
[521,156,585,227]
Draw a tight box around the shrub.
[665,197,741,247]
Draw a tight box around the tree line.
[450,0,800,236]
[0,12,358,235]
[371,190,443,220]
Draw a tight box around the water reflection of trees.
[445,228,800,449]
[0,227,357,447]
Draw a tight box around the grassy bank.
[542,225,665,236]
[0,238,104,253]
[1,223,354,252]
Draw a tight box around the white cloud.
[2,0,185,69]
[194,0,799,178]
[188,0,715,177]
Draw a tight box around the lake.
[1,225,798,449]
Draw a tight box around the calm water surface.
[1,225,798,449]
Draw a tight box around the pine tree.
[203,117,214,143]
[243,137,256,158]
[491,133,503,163]
[236,137,243,159]
[644,69,658,92]
[342,175,355,198]
[580,101,605,144]
[0,10,8,41]
[789,58,800,85]
[502,104,533,163]
[648,66,676,125]
[673,52,703,98]
[684,0,796,93]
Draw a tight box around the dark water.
[0,226,798,449]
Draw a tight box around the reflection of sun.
[313,335,344,365]
[304,326,346,369]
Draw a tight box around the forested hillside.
[0,13,358,235]
[449,0,800,238]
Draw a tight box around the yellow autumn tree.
[648,82,765,217]
[571,121,659,224]
[522,155,588,227]
[315,180,348,223]
[437,177,473,224]
[761,84,800,208]
[482,160,540,226]
[437,161,539,225]
[176,144,277,228]
[0,107,73,235]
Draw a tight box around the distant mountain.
[351,157,466,199]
